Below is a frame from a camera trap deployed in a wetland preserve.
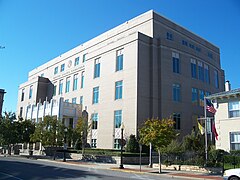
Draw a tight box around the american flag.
[206,99,217,114]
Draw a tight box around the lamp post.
[119,123,124,169]
[63,128,67,162]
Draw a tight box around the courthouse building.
[17,10,225,149]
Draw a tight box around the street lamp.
[119,122,125,169]
[63,128,67,162]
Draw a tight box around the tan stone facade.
[17,10,225,149]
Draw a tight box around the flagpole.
[204,97,208,165]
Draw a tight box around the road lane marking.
[0,172,23,180]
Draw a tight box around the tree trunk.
[158,149,161,173]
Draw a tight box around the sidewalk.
[47,158,223,180]
[1,154,223,180]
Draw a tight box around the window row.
[21,85,33,102]
[172,52,219,88]
[166,32,216,59]
[54,54,87,75]
[92,80,123,104]
[53,72,85,96]
[64,96,83,105]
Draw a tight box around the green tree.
[139,118,177,173]
[126,134,139,153]
[30,116,65,147]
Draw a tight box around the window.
[230,132,240,150]
[229,101,240,118]
[60,64,65,72]
[81,72,85,88]
[166,32,173,40]
[196,47,201,52]
[116,49,123,71]
[172,52,180,73]
[199,89,204,106]
[198,61,204,81]
[65,99,69,102]
[91,113,98,129]
[54,67,58,75]
[114,139,121,150]
[65,77,70,93]
[53,84,57,96]
[114,110,122,128]
[92,86,99,104]
[21,89,25,101]
[91,139,97,148]
[29,86,33,99]
[182,40,188,46]
[204,64,210,84]
[173,83,181,102]
[189,43,195,49]
[59,80,63,95]
[73,74,78,91]
[94,58,101,78]
[208,52,213,59]
[80,96,83,105]
[115,80,123,100]
[74,57,79,66]
[72,97,77,104]
[173,113,180,130]
[214,70,219,88]
[21,89,24,101]
[20,107,23,118]
[191,59,197,79]
[192,88,198,105]
[83,53,86,63]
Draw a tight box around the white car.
[223,168,240,180]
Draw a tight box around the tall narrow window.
[115,80,123,100]
[199,89,204,106]
[229,101,240,118]
[29,86,33,99]
[116,49,123,71]
[74,57,79,66]
[91,139,97,148]
[92,113,98,129]
[198,61,204,81]
[54,67,58,75]
[59,80,63,95]
[65,77,70,93]
[21,89,25,101]
[192,88,198,105]
[53,84,57,96]
[114,139,121,149]
[94,58,101,78]
[72,97,77,104]
[92,86,99,104]
[81,72,85,88]
[172,52,180,73]
[214,70,219,88]
[73,74,78,91]
[230,132,240,150]
[83,53,86,63]
[60,64,65,72]
[172,83,181,102]
[80,96,83,105]
[20,107,23,118]
[204,64,210,84]
[114,110,122,128]
[173,113,180,130]
[191,59,197,79]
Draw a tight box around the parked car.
[223,168,240,180]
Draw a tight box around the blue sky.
[0,0,240,113]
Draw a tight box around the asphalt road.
[0,156,183,180]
